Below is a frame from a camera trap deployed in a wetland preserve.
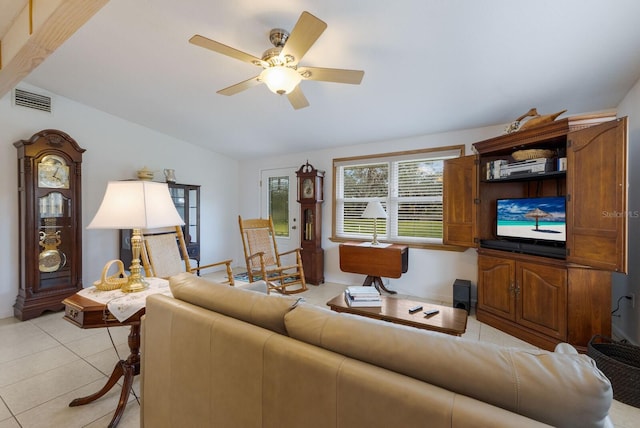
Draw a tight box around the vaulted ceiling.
[3,0,640,159]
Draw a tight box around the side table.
[62,278,170,428]
[63,293,143,428]
[339,241,409,294]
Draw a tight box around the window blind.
[334,146,463,244]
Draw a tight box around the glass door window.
[268,176,290,237]
[261,168,298,257]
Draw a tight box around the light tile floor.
[0,279,638,427]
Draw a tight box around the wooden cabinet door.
[567,267,611,349]
[477,255,516,320]
[567,117,627,273]
[443,155,477,247]
[516,261,567,340]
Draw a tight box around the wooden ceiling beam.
[0,0,109,98]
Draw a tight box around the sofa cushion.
[169,272,298,335]
[285,303,612,428]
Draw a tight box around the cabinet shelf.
[481,170,566,183]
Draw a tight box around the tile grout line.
[11,320,135,427]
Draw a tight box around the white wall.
[239,103,640,321]
[2,81,637,333]
[612,76,640,344]
[238,125,505,303]
[0,84,240,319]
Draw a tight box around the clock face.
[38,155,70,189]
[302,178,314,199]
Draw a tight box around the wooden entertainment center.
[444,114,628,351]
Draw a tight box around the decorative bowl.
[137,167,155,180]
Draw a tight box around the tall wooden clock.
[296,161,325,285]
[14,130,85,320]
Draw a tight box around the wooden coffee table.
[326,294,468,336]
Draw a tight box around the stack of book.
[344,286,382,307]
[486,159,508,180]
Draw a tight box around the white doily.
[77,277,171,322]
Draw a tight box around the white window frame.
[332,145,464,247]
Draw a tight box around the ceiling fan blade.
[297,66,364,85]
[287,86,310,109]
[217,76,262,96]
[189,35,267,67]
[279,11,327,65]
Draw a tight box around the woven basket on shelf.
[511,149,555,161]
[587,335,640,408]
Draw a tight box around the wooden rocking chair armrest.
[277,248,302,257]
[247,252,266,262]
[247,251,264,265]
[193,259,233,271]
[190,259,235,286]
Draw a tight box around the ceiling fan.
[189,11,364,110]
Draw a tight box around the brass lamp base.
[121,257,148,293]
[121,276,148,293]
[121,228,149,293]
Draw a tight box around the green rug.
[233,272,297,283]
[233,272,253,282]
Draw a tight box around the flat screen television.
[496,196,566,245]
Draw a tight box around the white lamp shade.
[87,181,185,229]
[260,66,302,95]
[361,201,388,219]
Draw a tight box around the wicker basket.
[587,335,640,408]
[93,259,129,291]
[511,149,555,161]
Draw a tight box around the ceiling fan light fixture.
[260,66,302,95]
[190,11,362,108]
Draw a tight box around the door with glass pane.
[261,168,299,257]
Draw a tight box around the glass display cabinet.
[168,183,200,263]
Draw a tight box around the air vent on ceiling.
[14,88,52,113]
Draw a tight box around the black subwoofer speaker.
[453,279,471,313]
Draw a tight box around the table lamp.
[88,181,184,293]
[361,201,387,245]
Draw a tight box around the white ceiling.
[12,0,640,160]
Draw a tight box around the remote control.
[424,309,439,316]
[408,305,423,313]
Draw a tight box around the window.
[333,146,464,246]
[267,176,289,237]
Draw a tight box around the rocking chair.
[238,216,307,294]
[141,225,234,285]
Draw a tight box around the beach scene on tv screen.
[497,197,566,242]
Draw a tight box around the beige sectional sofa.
[141,272,613,428]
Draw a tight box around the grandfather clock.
[296,161,324,285]
[14,130,85,320]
